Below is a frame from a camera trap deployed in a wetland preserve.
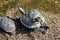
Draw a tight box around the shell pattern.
[0,17,15,33]
[20,9,47,28]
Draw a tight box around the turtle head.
[18,7,25,15]
[39,22,49,34]
[37,25,49,34]
[35,17,49,29]
[34,17,49,34]
[41,21,49,30]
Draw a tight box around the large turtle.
[0,17,15,34]
[18,7,49,34]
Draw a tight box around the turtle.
[0,17,15,34]
[18,7,49,34]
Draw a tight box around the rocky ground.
[0,10,60,40]
[0,0,60,40]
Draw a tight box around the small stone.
[55,1,59,4]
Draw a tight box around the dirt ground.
[0,0,60,40]
[0,10,60,40]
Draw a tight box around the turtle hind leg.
[5,32,14,36]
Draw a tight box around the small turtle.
[0,17,15,34]
[18,7,49,34]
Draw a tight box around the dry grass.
[0,0,60,14]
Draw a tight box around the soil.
[0,11,60,40]
[0,0,60,40]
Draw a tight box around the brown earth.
[0,0,60,40]
[0,10,60,40]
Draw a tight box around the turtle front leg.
[37,27,46,34]
[37,22,49,34]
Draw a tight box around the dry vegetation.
[0,0,60,40]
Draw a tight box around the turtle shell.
[0,17,15,33]
[20,9,44,28]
